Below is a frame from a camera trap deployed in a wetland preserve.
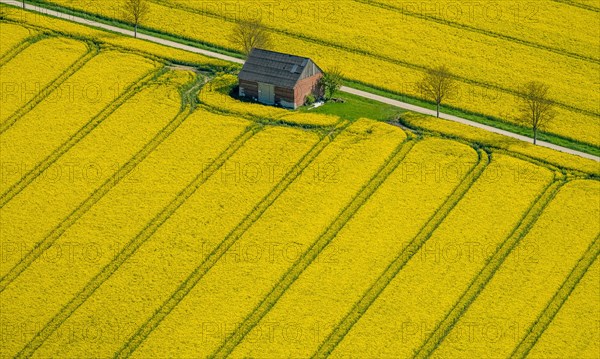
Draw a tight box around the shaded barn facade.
[238,48,324,109]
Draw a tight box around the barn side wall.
[239,79,258,99]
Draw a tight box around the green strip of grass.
[299,91,404,122]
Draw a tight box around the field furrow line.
[0,77,189,295]
[0,33,44,67]
[510,234,600,359]
[552,0,600,12]
[352,0,599,64]
[13,122,262,359]
[114,120,351,358]
[0,43,98,134]
[0,66,160,207]
[413,177,567,359]
[211,137,420,358]
[312,148,489,358]
[152,0,598,117]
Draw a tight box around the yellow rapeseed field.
[0,72,184,281]
[167,0,598,112]
[131,119,407,357]
[0,50,157,194]
[1,8,231,69]
[373,0,599,59]
[0,36,88,124]
[30,126,320,357]
[230,138,479,358]
[527,258,600,358]
[0,109,252,357]
[0,22,33,56]
[432,180,600,358]
[329,154,554,358]
[1,5,599,359]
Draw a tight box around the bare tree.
[123,0,149,38]
[517,81,556,145]
[416,65,457,118]
[228,18,272,56]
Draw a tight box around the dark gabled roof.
[238,48,322,88]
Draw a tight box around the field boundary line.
[212,137,421,358]
[151,0,598,118]
[352,0,599,65]
[552,0,600,12]
[0,72,188,294]
[510,234,600,359]
[0,32,46,66]
[13,121,262,359]
[312,148,488,358]
[114,120,351,358]
[0,42,98,134]
[413,176,567,358]
[0,66,160,207]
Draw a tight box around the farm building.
[238,48,324,109]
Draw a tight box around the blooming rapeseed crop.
[0,72,184,284]
[0,22,33,57]
[0,50,157,194]
[432,180,600,358]
[0,37,88,124]
[330,154,554,358]
[30,125,319,357]
[527,259,600,359]
[0,108,251,357]
[129,119,406,357]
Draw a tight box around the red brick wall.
[294,73,323,107]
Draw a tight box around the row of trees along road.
[417,66,556,145]
[118,0,556,145]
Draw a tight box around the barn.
[237,48,324,109]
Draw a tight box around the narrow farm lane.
[341,87,600,161]
[3,0,598,162]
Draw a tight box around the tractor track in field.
[211,137,421,358]
[0,72,190,295]
[0,33,45,67]
[114,120,352,358]
[152,0,599,118]
[0,43,98,134]
[312,148,489,358]
[552,0,600,12]
[413,176,567,359]
[352,0,599,65]
[511,233,600,359]
[13,122,262,359]
[0,66,160,207]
